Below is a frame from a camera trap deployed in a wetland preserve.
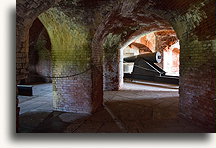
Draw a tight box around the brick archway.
[16,0,62,131]
[16,0,103,132]
[118,29,179,89]
[17,0,215,132]
[95,7,174,91]
[92,0,215,131]
[16,0,61,84]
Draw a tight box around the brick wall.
[137,32,156,52]
[179,39,215,131]
[27,22,52,84]
[95,0,215,131]
[154,30,178,69]
[38,8,93,113]
[17,0,215,132]
[103,33,122,90]
[100,3,172,90]
[16,0,59,83]
[16,0,60,132]
[169,0,215,131]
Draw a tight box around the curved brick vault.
[17,0,215,131]
[99,13,174,90]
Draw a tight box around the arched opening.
[17,17,53,114]
[16,0,215,133]
[99,0,214,131]
[103,26,182,132]
[26,18,52,84]
[120,29,180,88]
[17,6,95,132]
[38,8,93,113]
[17,14,55,132]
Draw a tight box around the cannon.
[123,52,179,84]
[124,52,162,63]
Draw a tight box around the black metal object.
[124,52,179,85]
[17,85,33,96]
[124,52,162,63]
[126,74,179,85]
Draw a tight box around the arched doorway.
[16,0,215,133]
[102,27,182,132]
[119,29,180,89]
[16,1,102,132]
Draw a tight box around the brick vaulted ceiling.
[153,0,215,40]
[16,0,215,132]
[17,0,215,43]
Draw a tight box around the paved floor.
[18,81,208,133]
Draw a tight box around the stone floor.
[18,81,209,133]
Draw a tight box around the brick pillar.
[103,33,122,91]
[103,52,120,90]
[39,8,97,113]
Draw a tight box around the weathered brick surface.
[16,0,61,132]
[26,18,52,84]
[38,7,94,113]
[168,0,215,131]
[179,39,215,131]
[93,0,215,130]
[155,30,178,69]
[17,0,215,132]
[98,1,173,90]
[16,0,60,84]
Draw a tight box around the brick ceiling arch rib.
[16,0,62,27]
[149,0,215,41]
[96,7,175,52]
